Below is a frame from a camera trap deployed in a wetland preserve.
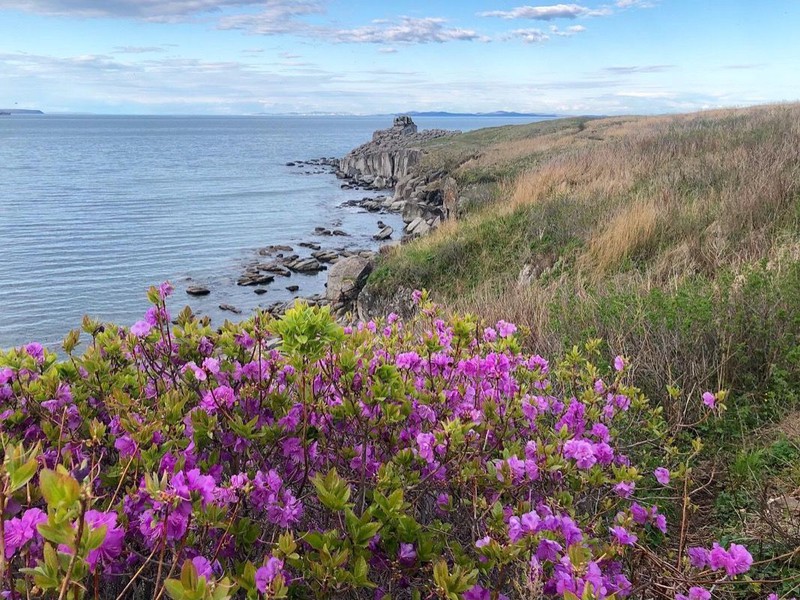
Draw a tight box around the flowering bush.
[0,286,766,599]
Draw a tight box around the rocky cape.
[328,116,463,319]
[181,116,462,325]
[337,116,453,190]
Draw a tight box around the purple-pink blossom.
[563,439,597,469]
[130,320,152,337]
[255,557,284,592]
[654,467,671,485]
[4,508,46,558]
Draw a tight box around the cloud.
[507,24,585,43]
[550,24,586,36]
[614,90,676,98]
[2,0,326,22]
[112,46,168,54]
[5,1,487,46]
[216,1,324,34]
[615,0,657,7]
[604,65,674,74]
[379,47,399,54]
[509,28,550,43]
[479,4,610,20]
[331,17,486,44]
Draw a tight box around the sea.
[0,114,548,350]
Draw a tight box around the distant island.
[405,110,558,118]
[0,109,44,114]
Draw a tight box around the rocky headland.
[335,115,461,240]
[323,116,464,317]
[183,115,461,322]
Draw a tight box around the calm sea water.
[0,114,547,349]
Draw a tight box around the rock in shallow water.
[373,225,393,241]
[237,273,275,286]
[186,285,210,296]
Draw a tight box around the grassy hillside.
[369,104,800,590]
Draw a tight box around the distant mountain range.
[405,111,558,118]
[0,109,44,114]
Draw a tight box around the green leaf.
[9,457,38,493]
[39,468,80,509]
[85,524,108,552]
[37,520,75,547]
[164,579,186,600]
[312,469,351,511]
[181,559,199,590]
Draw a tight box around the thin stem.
[57,497,88,600]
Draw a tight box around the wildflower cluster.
[0,286,766,599]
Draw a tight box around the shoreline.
[175,115,458,323]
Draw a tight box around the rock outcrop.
[326,256,374,317]
[337,116,455,189]
[356,283,417,322]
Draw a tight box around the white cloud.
[111,46,168,54]
[510,28,550,43]
[2,0,325,22]
[614,90,676,98]
[604,64,674,73]
[332,17,486,44]
[216,1,324,34]
[479,4,611,20]
[508,23,585,43]
[549,24,586,36]
[615,0,657,8]
[379,47,399,54]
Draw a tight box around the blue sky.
[0,0,798,115]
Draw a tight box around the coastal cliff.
[337,116,453,189]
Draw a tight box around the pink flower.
[613,355,625,372]
[399,543,417,564]
[687,547,710,569]
[416,432,435,463]
[563,439,597,469]
[615,481,635,498]
[610,526,637,546]
[24,342,44,363]
[191,556,213,579]
[255,557,284,593]
[159,281,174,299]
[130,320,152,337]
[84,510,124,571]
[702,392,716,408]
[4,508,46,558]
[727,543,753,575]
[676,587,711,600]
[496,320,517,338]
[654,467,671,485]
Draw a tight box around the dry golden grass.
[579,198,662,276]
[495,103,800,275]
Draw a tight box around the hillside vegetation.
[373,104,800,399]
[369,103,800,589]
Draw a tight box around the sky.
[0,0,798,115]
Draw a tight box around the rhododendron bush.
[0,286,761,599]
